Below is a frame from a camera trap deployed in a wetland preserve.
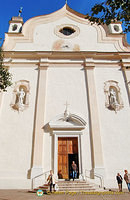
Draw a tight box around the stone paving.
[0,190,130,200]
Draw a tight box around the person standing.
[124,170,130,192]
[71,161,78,181]
[116,173,123,192]
[47,170,56,192]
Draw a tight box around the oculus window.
[55,24,80,39]
[59,27,75,36]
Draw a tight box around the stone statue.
[63,101,70,121]
[109,88,118,105]
[18,88,25,105]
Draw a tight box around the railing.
[94,173,104,188]
[85,169,104,188]
[32,170,50,189]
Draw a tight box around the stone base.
[30,166,43,179]
[0,178,31,189]
[90,167,105,177]
[90,167,105,188]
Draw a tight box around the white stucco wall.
[13,16,117,52]
[95,67,130,188]
[1,6,129,190]
[0,65,38,188]
[43,65,92,174]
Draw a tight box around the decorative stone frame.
[104,80,124,112]
[54,24,80,39]
[11,80,30,111]
[49,113,86,180]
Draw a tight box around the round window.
[59,27,75,36]
[114,25,119,32]
[12,24,18,31]
[54,24,80,39]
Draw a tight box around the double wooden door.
[58,137,78,179]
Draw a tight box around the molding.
[3,51,130,59]
[53,131,83,135]
[54,24,80,39]
[49,113,86,131]
[3,51,130,69]
[52,131,83,179]
[2,5,130,52]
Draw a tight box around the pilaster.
[31,62,48,178]
[121,63,130,104]
[84,60,104,177]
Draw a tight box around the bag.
[54,184,59,191]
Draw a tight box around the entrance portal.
[58,137,78,179]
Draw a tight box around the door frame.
[53,131,83,180]
[58,137,79,179]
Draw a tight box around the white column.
[121,66,130,103]
[53,133,58,178]
[84,62,104,177]
[78,135,82,179]
[31,63,48,178]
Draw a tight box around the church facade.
[0,5,130,189]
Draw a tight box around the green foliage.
[0,47,12,91]
[86,0,130,33]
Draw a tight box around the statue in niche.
[11,80,30,112]
[18,88,25,105]
[108,87,119,112]
[109,88,118,105]
[104,81,124,112]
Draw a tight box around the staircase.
[29,180,96,193]
[57,180,95,192]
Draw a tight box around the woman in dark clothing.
[116,173,123,192]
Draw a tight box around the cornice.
[3,51,130,60]
[2,5,130,52]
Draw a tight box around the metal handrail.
[32,170,50,189]
[85,169,104,188]
[94,173,104,188]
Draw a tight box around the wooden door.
[58,137,78,179]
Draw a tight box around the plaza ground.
[0,190,130,200]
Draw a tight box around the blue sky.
[0,0,129,46]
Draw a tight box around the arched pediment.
[49,113,86,130]
[3,5,129,52]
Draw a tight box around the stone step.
[28,190,37,193]
[28,180,96,193]
[58,185,93,188]
[58,188,95,192]
[39,186,49,189]
[58,183,90,186]
[58,180,86,183]
[56,181,95,192]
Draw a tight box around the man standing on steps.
[71,161,78,181]
[124,170,130,192]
